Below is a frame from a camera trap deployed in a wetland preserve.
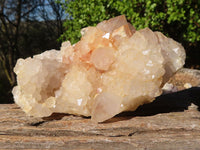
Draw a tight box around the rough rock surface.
[12,15,186,122]
[1,68,200,149]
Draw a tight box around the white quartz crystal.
[12,15,186,122]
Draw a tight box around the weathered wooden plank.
[0,103,200,149]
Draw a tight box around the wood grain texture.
[1,68,200,150]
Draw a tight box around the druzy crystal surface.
[12,15,186,122]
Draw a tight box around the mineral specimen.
[12,15,186,122]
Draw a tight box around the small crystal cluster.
[12,15,186,122]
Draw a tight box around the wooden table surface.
[1,68,200,150]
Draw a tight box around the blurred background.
[0,0,199,103]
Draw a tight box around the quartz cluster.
[12,15,186,122]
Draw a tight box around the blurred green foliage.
[59,0,200,48]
